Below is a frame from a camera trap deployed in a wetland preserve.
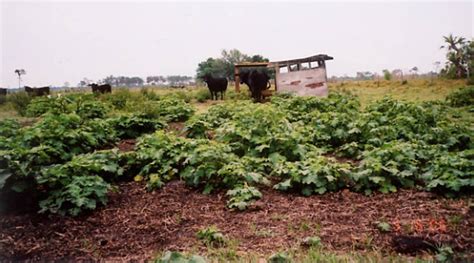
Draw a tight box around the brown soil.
[0,182,472,261]
[165,122,187,136]
[117,139,136,152]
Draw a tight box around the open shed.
[234,54,333,98]
[269,54,333,96]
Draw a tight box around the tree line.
[77,75,195,88]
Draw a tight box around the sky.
[0,0,472,88]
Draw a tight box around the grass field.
[0,78,468,119]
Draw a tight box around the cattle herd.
[0,83,112,97]
[1,69,271,101]
[202,69,271,102]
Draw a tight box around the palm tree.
[441,34,466,78]
[409,66,418,78]
[14,69,26,88]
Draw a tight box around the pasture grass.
[0,79,469,121]
[329,78,466,107]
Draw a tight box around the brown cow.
[24,86,50,96]
[89,83,112,94]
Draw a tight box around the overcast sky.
[1,1,472,88]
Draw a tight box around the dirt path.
[0,181,472,261]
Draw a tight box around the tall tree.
[409,66,418,78]
[440,34,468,78]
[196,49,270,80]
[392,69,404,81]
[14,69,26,88]
[382,69,392,81]
[196,57,228,79]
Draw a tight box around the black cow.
[0,88,7,96]
[239,70,271,102]
[89,83,112,94]
[24,86,50,96]
[202,74,228,100]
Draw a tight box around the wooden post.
[274,64,279,91]
[234,67,240,93]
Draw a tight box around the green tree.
[196,57,228,79]
[14,69,26,88]
[440,34,471,78]
[196,49,270,80]
[382,69,392,81]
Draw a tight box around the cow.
[89,83,112,94]
[239,70,271,102]
[24,86,50,96]
[201,74,228,100]
[0,88,7,96]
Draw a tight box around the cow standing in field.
[202,74,228,100]
[24,86,50,96]
[89,83,112,94]
[0,88,7,96]
[240,70,271,102]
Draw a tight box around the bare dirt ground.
[0,181,472,261]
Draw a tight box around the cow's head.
[88,83,98,88]
[200,74,211,83]
[239,71,249,85]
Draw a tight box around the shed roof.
[234,54,333,69]
[269,54,333,66]
[234,62,269,68]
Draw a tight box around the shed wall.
[276,67,328,96]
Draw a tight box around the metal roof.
[269,54,333,66]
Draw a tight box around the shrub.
[196,226,226,247]
[422,149,474,196]
[142,98,195,122]
[273,154,352,196]
[125,131,199,189]
[226,89,251,100]
[103,88,131,110]
[8,91,32,116]
[156,251,206,263]
[194,88,211,102]
[108,114,167,139]
[162,90,192,103]
[226,184,262,210]
[446,86,474,107]
[25,94,108,119]
[140,88,160,100]
[37,175,110,216]
[47,151,120,214]
[180,141,240,194]
[215,103,313,160]
[351,141,427,194]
